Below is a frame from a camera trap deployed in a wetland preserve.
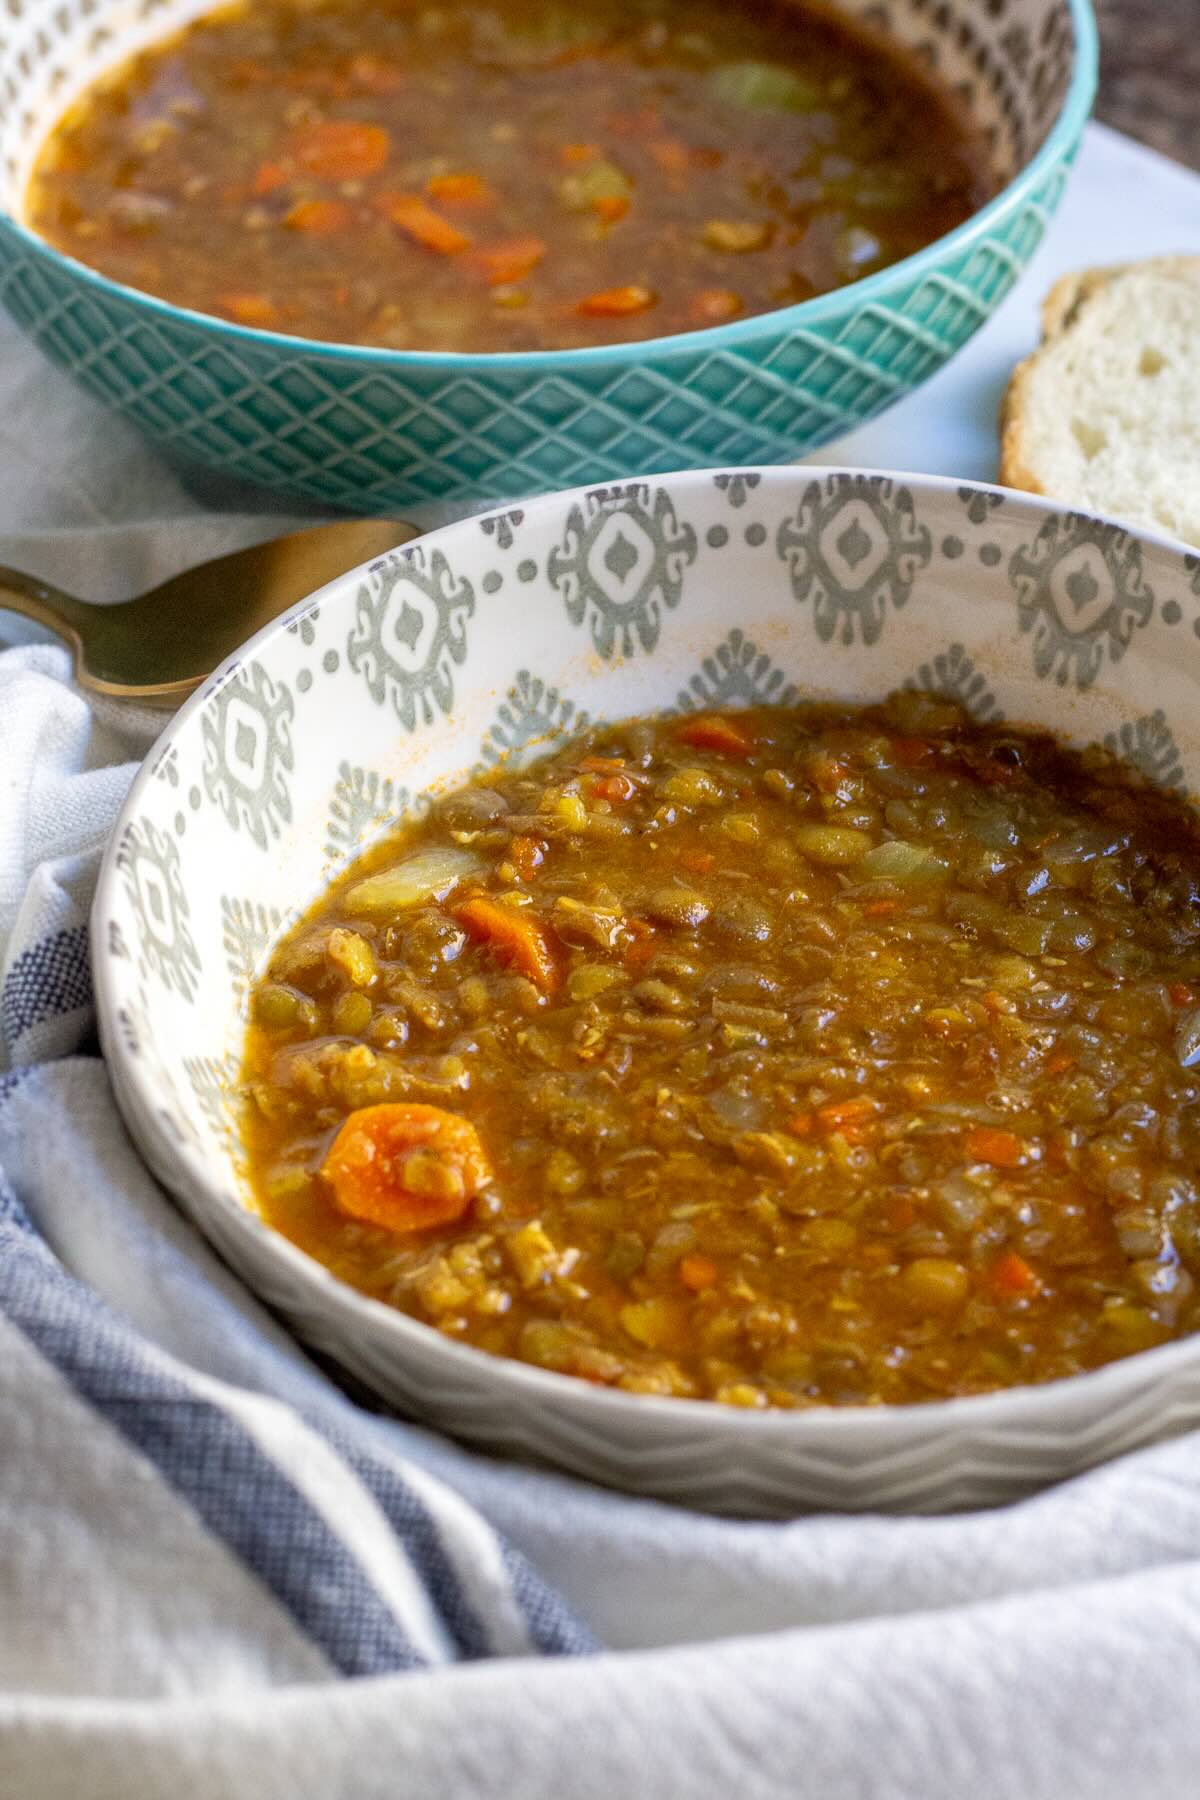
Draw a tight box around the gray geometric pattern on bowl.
[0,0,1091,507]
[93,465,1200,1518]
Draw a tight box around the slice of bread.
[999,255,1200,547]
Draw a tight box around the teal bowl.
[0,0,1097,510]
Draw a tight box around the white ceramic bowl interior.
[94,467,1200,1515]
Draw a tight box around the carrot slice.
[679,849,716,876]
[891,736,937,767]
[975,756,1019,786]
[251,160,290,197]
[560,142,599,165]
[649,137,692,177]
[508,835,545,881]
[427,172,493,207]
[816,1097,878,1139]
[577,284,656,317]
[623,918,657,969]
[678,1252,719,1292]
[293,119,390,181]
[593,195,630,223]
[468,236,546,285]
[593,773,637,804]
[678,713,754,757]
[863,899,898,918]
[965,1126,1026,1169]
[689,288,742,324]
[322,1103,490,1234]
[808,754,849,794]
[379,193,472,254]
[1170,982,1196,1007]
[284,198,352,234]
[989,1250,1042,1299]
[454,896,560,991]
[217,292,282,329]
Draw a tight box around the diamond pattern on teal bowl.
[0,152,1076,509]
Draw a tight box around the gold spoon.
[0,515,419,709]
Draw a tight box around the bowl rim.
[3,0,1098,374]
[92,458,1200,1451]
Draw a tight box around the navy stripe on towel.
[500,1541,598,1656]
[342,1445,494,1659]
[2,925,91,1045]
[341,1443,597,1659]
[0,1168,423,1677]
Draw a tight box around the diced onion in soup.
[343,848,482,916]
[858,840,948,882]
[706,59,821,110]
[559,160,631,211]
[1045,823,1130,865]
[933,1173,991,1230]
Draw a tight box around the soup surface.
[242,696,1200,1409]
[26,0,992,352]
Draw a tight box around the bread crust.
[997,254,1200,498]
[1038,265,1121,337]
[997,352,1047,495]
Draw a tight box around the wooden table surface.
[1095,0,1200,170]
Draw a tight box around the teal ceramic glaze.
[0,0,1097,509]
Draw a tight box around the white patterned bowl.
[94,467,1200,1516]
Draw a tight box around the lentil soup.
[25,0,993,352]
[242,695,1200,1409]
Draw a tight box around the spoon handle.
[0,516,420,706]
[0,566,93,669]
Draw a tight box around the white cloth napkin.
[4,310,1200,1800]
